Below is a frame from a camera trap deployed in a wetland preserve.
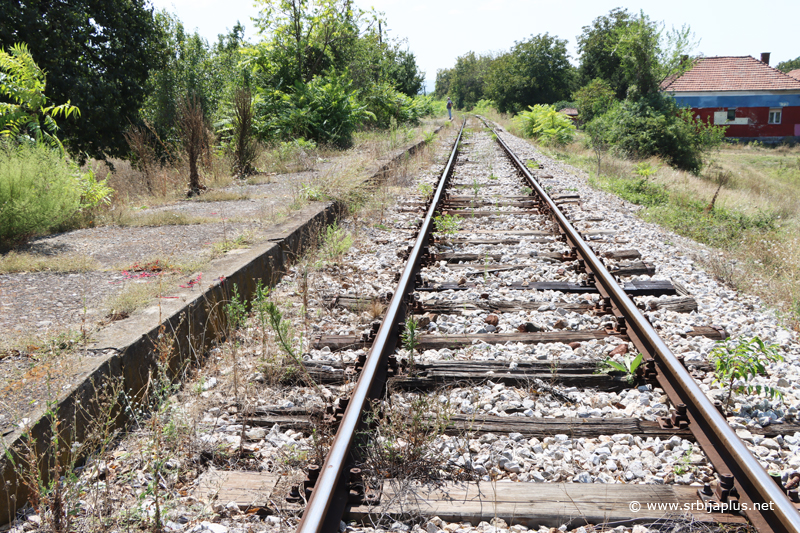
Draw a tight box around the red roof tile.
[788,69,800,81]
[661,56,800,92]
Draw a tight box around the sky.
[151,0,800,94]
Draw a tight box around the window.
[768,109,782,124]
[727,108,736,121]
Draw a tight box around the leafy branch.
[710,336,783,409]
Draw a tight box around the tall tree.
[485,33,574,114]
[434,68,453,98]
[448,52,493,109]
[253,0,360,87]
[0,0,166,159]
[141,13,247,145]
[777,56,800,73]
[613,12,696,98]
[576,8,633,99]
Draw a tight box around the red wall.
[691,106,800,138]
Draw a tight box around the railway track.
[17,117,799,533]
[288,118,800,533]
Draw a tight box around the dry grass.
[107,209,217,227]
[538,134,800,329]
[0,252,98,274]
[191,189,252,202]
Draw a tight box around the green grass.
[541,135,800,328]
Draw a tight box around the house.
[661,54,800,142]
[788,69,800,81]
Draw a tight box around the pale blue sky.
[151,0,800,93]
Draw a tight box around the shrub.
[0,143,81,243]
[359,82,432,129]
[279,74,373,147]
[572,78,616,123]
[588,93,725,173]
[517,104,576,146]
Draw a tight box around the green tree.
[612,12,696,99]
[141,13,248,146]
[0,43,80,151]
[434,68,453,98]
[485,33,574,114]
[449,52,493,110]
[776,56,800,73]
[253,0,360,87]
[0,0,166,159]
[572,77,616,123]
[576,8,633,99]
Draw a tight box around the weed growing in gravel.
[710,336,783,410]
[362,393,453,483]
[520,186,533,196]
[673,445,696,476]
[417,182,433,199]
[401,316,420,371]
[264,299,320,392]
[598,352,643,384]
[320,222,352,264]
[224,284,247,405]
[433,213,461,238]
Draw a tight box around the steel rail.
[296,119,466,533]
[486,121,800,533]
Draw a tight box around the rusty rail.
[486,119,800,533]
[296,119,466,533]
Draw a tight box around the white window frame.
[768,109,782,124]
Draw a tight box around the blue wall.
[672,93,800,108]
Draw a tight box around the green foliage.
[434,68,452,98]
[485,33,575,114]
[0,143,111,244]
[0,0,167,159]
[776,56,800,73]
[576,8,634,98]
[587,94,725,173]
[472,99,497,115]
[447,51,493,110]
[573,78,616,123]
[321,222,352,262]
[673,445,695,476]
[633,162,658,179]
[517,104,576,146]
[401,316,420,369]
[142,15,246,148]
[224,284,248,333]
[259,73,372,147]
[0,43,80,151]
[359,82,430,129]
[576,8,696,99]
[710,336,784,409]
[599,352,642,383]
[433,213,461,237]
[417,183,433,198]
[253,0,359,86]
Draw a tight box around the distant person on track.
[447,97,453,120]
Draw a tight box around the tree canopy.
[485,33,575,114]
[0,0,167,159]
[777,56,800,73]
